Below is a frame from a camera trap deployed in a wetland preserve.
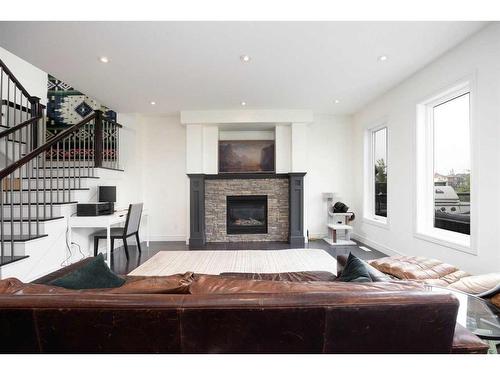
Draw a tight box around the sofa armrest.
[451,324,489,354]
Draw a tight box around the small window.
[364,125,388,224]
[373,128,387,218]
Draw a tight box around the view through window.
[373,127,387,218]
[433,92,471,235]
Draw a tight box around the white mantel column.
[291,123,308,172]
[186,124,204,174]
[275,124,292,173]
[202,125,219,174]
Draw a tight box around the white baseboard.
[308,233,328,241]
[351,233,403,257]
[322,237,356,246]
[147,235,186,242]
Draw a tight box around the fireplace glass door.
[226,195,268,234]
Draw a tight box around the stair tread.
[15,188,90,191]
[21,176,100,179]
[34,167,97,169]
[0,255,29,267]
[0,234,48,242]
[4,216,64,222]
[7,201,78,206]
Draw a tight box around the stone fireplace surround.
[207,178,287,242]
[188,173,306,248]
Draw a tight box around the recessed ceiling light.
[150,101,156,105]
[240,55,251,63]
[334,99,340,104]
[378,55,388,62]
[99,56,109,63]
[240,101,247,106]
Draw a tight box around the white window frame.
[363,123,389,228]
[415,79,476,254]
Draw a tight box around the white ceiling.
[0,21,488,115]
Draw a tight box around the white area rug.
[128,249,337,276]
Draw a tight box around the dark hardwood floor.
[109,239,388,275]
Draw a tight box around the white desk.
[68,209,149,265]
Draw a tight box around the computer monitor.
[98,186,116,203]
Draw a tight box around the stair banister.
[1,56,124,267]
[94,110,103,168]
[0,58,36,102]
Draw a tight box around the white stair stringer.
[0,172,102,280]
[1,167,128,281]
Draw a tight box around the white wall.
[134,114,351,244]
[106,113,188,243]
[306,115,353,239]
[0,46,47,104]
[351,23,500,274]
[113,113,144,208]
[138,114,187,241]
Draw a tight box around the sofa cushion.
[448,273,500,297]
[189,273,425,295]
[219,271,336,282]
[47,254,125,289]
[338,253,372,282]
[368,256,470,282]
[111,273,194,294]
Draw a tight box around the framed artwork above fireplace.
[219,140,275,173]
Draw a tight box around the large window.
[364,125,388,224]
[433,92,471,235]
[416,81,472,250]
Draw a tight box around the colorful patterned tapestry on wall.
[46,74,118,161]
[47,74,116,128]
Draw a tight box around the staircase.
[0,58,123,280]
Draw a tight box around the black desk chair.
[93,203,143,261]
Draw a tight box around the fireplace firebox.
[227,195,268,234]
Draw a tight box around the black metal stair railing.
[0,57,124,266]
[1,57,44,264]
[0,113,97,265]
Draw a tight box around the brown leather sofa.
[0,258,489,354]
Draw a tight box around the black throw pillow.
[48,254,125,289]
[338,253,373,283]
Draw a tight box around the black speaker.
[77,202,114,216]
[98,186,116,203]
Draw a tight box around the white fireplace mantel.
[180,109,313,125]
[182,109,312,174]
